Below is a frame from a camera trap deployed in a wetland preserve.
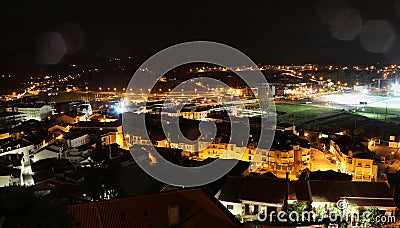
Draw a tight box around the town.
[1,60,400,227]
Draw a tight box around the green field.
[275,103,400,137]
[354,106,400,122]
[275,103,342,125]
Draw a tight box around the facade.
[0,170,21,187]
[180,109,209,120]
[71,121,125,148]
[0,112,26,128]
[6,105,52,121]
[329,138,378,182]
[62,132,90,148]
[156,131,310,178]
[0,138,34,167]
[219,176,289,221]
[219,176,397,221]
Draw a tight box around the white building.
[62,132,89,148]
[6,105,52,121]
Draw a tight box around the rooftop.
[68,188,241,228]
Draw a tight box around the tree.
[290,201,308,221]
[360,207,385,228]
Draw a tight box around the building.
[329,137,378,182]
[56,114,85,125]
[0,167,21,187]
[218,176,290,221]
[309,180,396,216]
[389,135,400,148]
[62,132,89,148]
[218,176,396,222]
[0,112,26,128]
[0,137,34,167]
[156,131,310,179]
[180,107,210,120]
[6,104,52,121]
[71,121,125,148]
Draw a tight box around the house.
[68,188,241,228]
[386,173,400,207]
[0,112,26,128]
[61,132,89,148]
[389,136,400,148]
[0,168,21,187]
[56,114,85,125]
[329,136,378,182]
[180,107,210,120]
[63,146,92,164]
[48,123,71,137]
[309,180,396,216]
[0,137,34,167]
[218,177,397,221]
[33,142,64,162]
[24,134,47,151]
[0,130,10,140]
[6,104,52,121]
[219,176,289,221]
[71,121,125,148]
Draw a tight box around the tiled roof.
[219,176,288,205]
[238,176,287,204]
[288,180,310,202]
[219,176,245,203]
[63,131,88,140]
[309,180,392,202]
[68,189,241,228]
[346,198,396,208]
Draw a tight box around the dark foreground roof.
[219,176,288,205]
[68,188,241,228]
[309,180,393,202]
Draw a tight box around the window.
[254,205,259,214]
[245,204,250,214]
[357,163,362,167]
[227,205,234,210]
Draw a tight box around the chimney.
[168,203,180,227]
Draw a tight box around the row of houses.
[154,130,310,178]
[218,176,397,221]
[329,137,378,182]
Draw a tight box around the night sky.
[2,0,400,72]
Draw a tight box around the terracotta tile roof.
[68,188,241,228]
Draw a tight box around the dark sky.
[2,0,400,69]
